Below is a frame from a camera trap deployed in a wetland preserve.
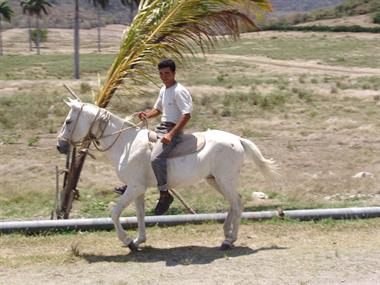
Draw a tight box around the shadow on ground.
[81,245,288,266]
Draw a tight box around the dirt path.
[1,220,380,285]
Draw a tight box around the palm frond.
[0,1,14,22]
[95,0,272,108]
[20,0,52,17]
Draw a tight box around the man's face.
[159,67,176,87]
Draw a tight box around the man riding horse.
[114,59,193,215]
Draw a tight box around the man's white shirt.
[154,82,192,124]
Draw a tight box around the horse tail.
[239,137,281,185]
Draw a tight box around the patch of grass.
[0,53,116,80]
[0,134,20,144]
[215,35,380,68]
[0,90,67,131]
[0,191,54,220]
[80,82,92,94]
[27,136,40,147]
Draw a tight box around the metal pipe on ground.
[1,207,380,234]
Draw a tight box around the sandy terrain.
[1,220,380,285]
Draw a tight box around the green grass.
[0,53,116,80]
[0,34,379,83]
[215,35,380,68]
[0,90,67,131]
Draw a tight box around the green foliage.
[0,54,115,79]
[0,90,66,131]
[80,82,92,94]
[263,24,380,33]
[373,11,380,24]
[30,28,48,45]
[0,1,14,22]
[20,0,52,18]
[27,135,40,146]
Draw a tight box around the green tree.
[74,0,140,79]
[0,1,13,56]
[121,0,139,22]
[20,0,33,51]
[19,0,52,55]
[373,11,380,24]
[88,0,110,52]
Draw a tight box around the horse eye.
[66,120,72,125]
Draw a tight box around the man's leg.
[150,133,181,215]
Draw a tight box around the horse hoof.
[220,241,234,251]
[128,241,139,252]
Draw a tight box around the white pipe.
[1,207,380,233]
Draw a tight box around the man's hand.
[138,111,147,121]
[161,132,173,144]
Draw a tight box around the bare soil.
[1,220,380,285]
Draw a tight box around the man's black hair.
[158,59,176,72]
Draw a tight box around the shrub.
[31,29,48,45]
[373,12,380,24]
[80,82,92,94]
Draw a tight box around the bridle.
[58,103,147,152]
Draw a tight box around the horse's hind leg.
[207,175,243,249]
[207,177,234,238]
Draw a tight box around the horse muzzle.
[57,139,70,155]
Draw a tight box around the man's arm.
[139,108,161,120]
[161,113,191,144]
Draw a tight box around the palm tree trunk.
[0,16,3,56]
[28,16,32,51]
[36,17,40,55]
[97,6,101,52]
[74,0,80,79]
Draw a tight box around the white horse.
[57,98,279,250]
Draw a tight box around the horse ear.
[64,99,72,107]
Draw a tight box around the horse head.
[57,98,100,154]
[56,98,104,218]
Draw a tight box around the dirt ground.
[1,220,380,285]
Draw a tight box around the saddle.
[148,131,206,158]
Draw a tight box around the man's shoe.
[154,191,174,215]
[114,185,127,195]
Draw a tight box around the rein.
[59,103,148,155]
[91,113,146,152]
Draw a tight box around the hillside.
[271,0,345,16]
[4,0,348,29]
[4,0,136,29]
[306,0,380,22]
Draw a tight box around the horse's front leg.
[111,184,143,250]
[133,193,146,246]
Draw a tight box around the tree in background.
[0,1,13,56]
[121,0,139,22]
[20,0,33,51]
[19,0,52,55]
[74,0,140,79]
[88,0,110,53]
[373,11,380,24]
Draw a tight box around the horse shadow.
[81,245,288,266]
